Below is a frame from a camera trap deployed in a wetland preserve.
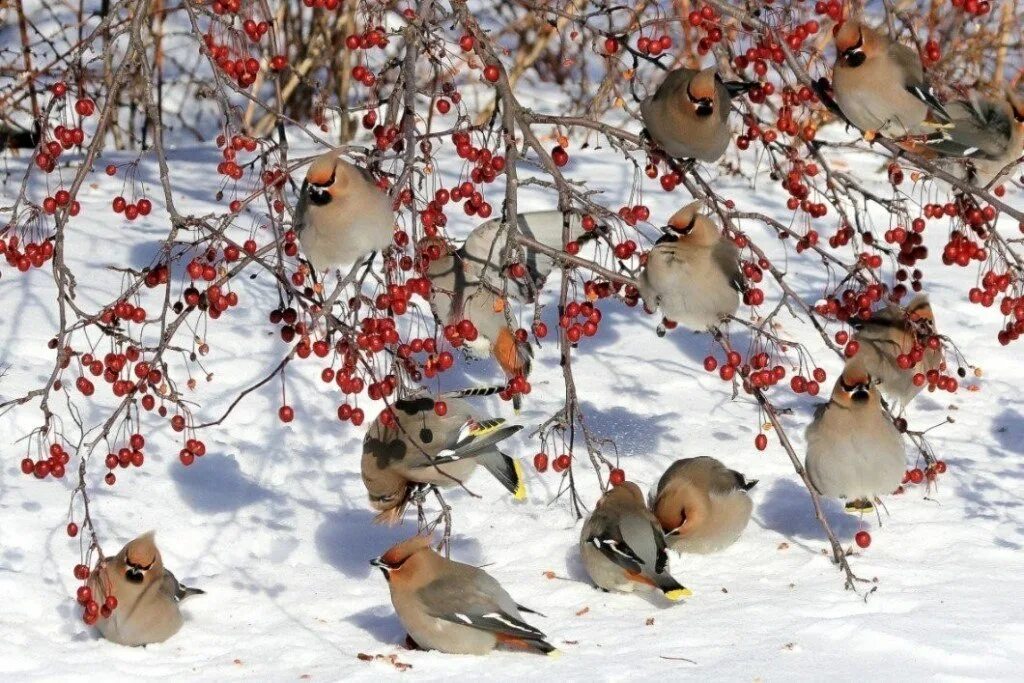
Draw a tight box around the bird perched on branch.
[831,19,950,139]
[371,535,557,656]
[651,457,757,554]
[805,366,906,514]
[87,531,204,646]
[580,481,690,601]
[849,294,942,410]
[361,388,527,524]
[641,64,754,163]
[294,149,394,273]
[424,237,532,410]
[926,88,1024,186]
[638,201,742,334]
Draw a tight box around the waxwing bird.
[805,366,906,513]
[371,535,557,656]
[638,201,742,333]
[362,391,527,524]
[580,482,690,600]
[423,237,532,411]
[294,150,395,272]
[462,211,597,300]
[831,19,950,139]
[640,65,752,163]
[927,89,1024,186]
[651,457,757,554]
[86,531,204,646]
[849,294,942,410]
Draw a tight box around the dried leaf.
[575,606,589,616]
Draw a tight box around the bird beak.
[852,385,870,402]
[694,99,714,117]
[665,527,682,537]
[370,556,392,581]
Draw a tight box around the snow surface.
[2,125,1024,682]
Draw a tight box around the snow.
[2,124,1024,681]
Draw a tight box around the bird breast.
[805,406,905,499]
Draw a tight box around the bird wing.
[293,180,310,232]
[927,98,1012,159]
[811,401,831,423]
[433,420,523,463]
[583,512,646,575]
[419,570,547,641]
[712,237,745,292]
[161,569,204,602]
[889,42,950,121]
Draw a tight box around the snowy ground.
[2,126,1024,682]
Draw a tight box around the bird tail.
[477,450,527,501]
[442,385,505,399]
[496,632,559,656]
[177,585,206,601]
[653,571,691,602]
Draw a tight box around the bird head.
[299,151,352,218]
[653,479,705,538]
[832,366,876,407]
[364,472,411,524]
[598,480,645,509]
[370,535,433,582]
[663,201,721,248]
[686,66,719,118]
[906,295,936,333]
[120,531,162,585]
[835,20,873,68]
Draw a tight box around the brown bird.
[849,294,942,410]
[361,391,527,524]
[638,201,742,333]
[86,531,204,646]
[805,365,906,514]
[580,482,690,600]
[423,236,532,410]
[371,536,557,656]
[832,19,950,139]
[294,150,395,272]
[641,65,751,163]
[651,457,757,554]
[927,89,1024,186]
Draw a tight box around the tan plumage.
[805,366,906,508]
[294,150,394,272]
[86,531,203,646]
[928,89,1024,186]
[424,237,532,407]
[638,201,742,331]
[580,482,690,600]
[361,394,527,524]
[850,294,941,409]
[371,536,556,656]
[652,457,756,554]
[832,20,949,138]
[640,65,736,162]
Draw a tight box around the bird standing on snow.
[293,150,395,273]
[927,89,1024,186]
[361,391,527,524]
[640,65,751,163]
[580,482,690,601]
[805,366,906,513]
[651,457,757,554]
[86,531,204,646]
[831,19,950,139]
[371,535,557,656]
[638,201,742,333]
[849,294,942,410]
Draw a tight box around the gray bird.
[638,201,742,332]
[651,457,757,554]
[86,531,204,646]
[927,89,1024,186]
[371,535,557,656]
[805,365,906,514]
[580,482,690,600]
[641,65,750,162]
[361,391,526,524]
[832,19,950,139]
[294,150,395,272]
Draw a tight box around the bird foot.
[862,129,878,143]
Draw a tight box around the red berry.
[483,65,500,83]
[533,453,548,472]
[278,405,294,422]
[609,468,625,486]
[855,531,871,548]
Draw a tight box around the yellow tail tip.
[546,648,562,659]
[513,459,527,501]
[664,587,692,601]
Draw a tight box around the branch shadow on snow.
[991,408,1024,455]
[170,453,276,514]
[755,477,860,540]
[315,506,482,580]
